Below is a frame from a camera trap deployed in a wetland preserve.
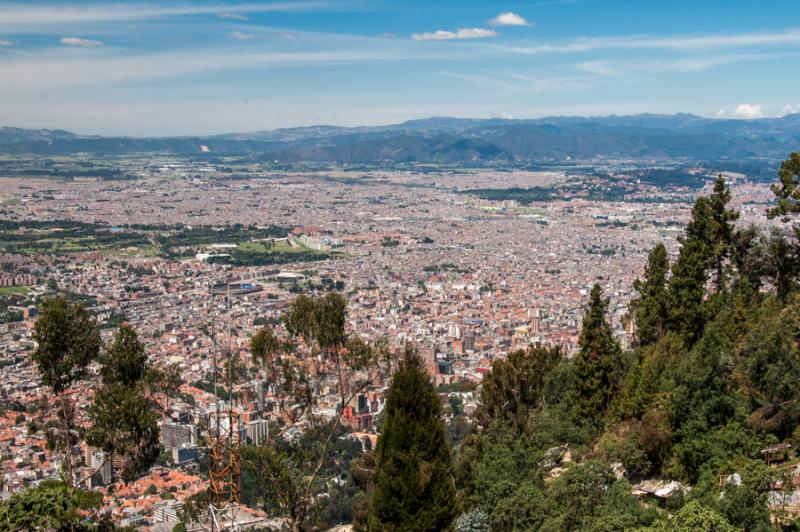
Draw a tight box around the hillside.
[2,114,799,162]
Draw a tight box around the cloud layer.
[411,28,498,41]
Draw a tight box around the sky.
[0,0,799,136]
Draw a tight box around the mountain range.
[2,113,799,163]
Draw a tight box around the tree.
[667,197,716,343]
[32,296,100,487]
[369,350,458,531]
[632,243,670,346]
[708,175,740,292]
[85,324,166,483]
[571,285,622,428]
[768,152,800,220]
[244,295,387,531]
[0,482,104,530]
[475,345,562,434]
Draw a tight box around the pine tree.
[571,285,621,428]
[708,175,739,292]
[667,197,716,343]
[632,243,670,347]
[369,349,458,531]
[768,152,800,220]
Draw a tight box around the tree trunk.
[59,393,74,488]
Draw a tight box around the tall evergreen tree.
[708,175,739,292]
[667,197,716,343]
[571,284,622,428]
[32,296,100,487]
[632,243,670,347]
[369,349,458,531]
[768,152,800,220]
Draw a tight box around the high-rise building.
[161,422,199,449]
[242,419,270,446]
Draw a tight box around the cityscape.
[1,1,800,531]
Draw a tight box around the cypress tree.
[571,284,621,428]
[708,175,739,292]
[369,349,458,531]
[667,197,715,343]
[632,243,670,347]
[768,152,800,220]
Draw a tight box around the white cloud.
[60,37,103,47]
[0,2,335,31]
[218,12,249,21]
[230,31,254,40]
[497,28,800,54]
[715,109,726,117]
[575,52,800,77]
[733,103,763,119]
[0,44,433,93]
[0,39,12,46]
[411,28,498,41]
[490,12,530,26]
[782,104,799,115]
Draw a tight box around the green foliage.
[769,152,800,220]
[475,345,562,433]
[0,484,102,530]
[667,199,715,343]
[455,509,490,532]
[85,325,163,482]
[708,175,740,292]
[632,243,670,346]
[33,296,100,394]
[571,284,622,429]
[369,350,458,531]
[99,324,147,386]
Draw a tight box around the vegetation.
[241,293,391,532]
[32,296,101,486]
[369,350,458,531]
[447,153,800,531]
[0,481,109,530]
[85,325,179,483]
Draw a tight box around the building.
[242,419,270,446]
[161,422,198,450]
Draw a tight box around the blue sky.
[0,0,798,135]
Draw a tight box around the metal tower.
[207,279,242,531]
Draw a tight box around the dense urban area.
[1,145,800,531]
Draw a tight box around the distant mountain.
[2,114,799,162]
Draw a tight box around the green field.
[237,239,315,254]
[0,286,30,296]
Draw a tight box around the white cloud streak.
[229,31,254,40]
[490,12,530,27]
[0,2,337,31]
[412,28,498,41]
[0,39,13,46]
[60,37,104,47]
[497,28,800,54]
[0,45,435,93]
[574,51,800,76]
[218,12,249,21]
